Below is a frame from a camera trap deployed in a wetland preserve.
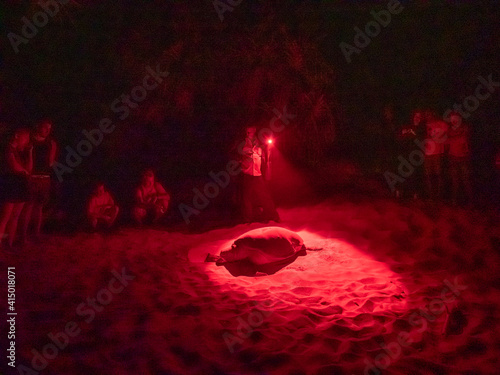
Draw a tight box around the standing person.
[20,119,57,242]
[133,169,170,225]
[447,112,473,206]
[397,109,426,199]
[423,110,449,200]
[0,129,32,250]
[87,182,120,231]
[239,126,280,224]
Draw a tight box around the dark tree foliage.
[1,1,499,179]
[1,1,337,177]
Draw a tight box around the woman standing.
[20,119,57,242]
[0,129,32,251]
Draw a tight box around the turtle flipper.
[205,253,221,263]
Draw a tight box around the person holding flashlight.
[239,126,280,224]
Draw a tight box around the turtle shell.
[218,227,306,276]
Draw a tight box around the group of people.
[0,121,56,250]
[394,109,472,205]
[5,107,477,250]
[87,124,280,231]
[1,107,478,252]
[86,168,170,231]
[0,120,174,251]
[0,119,280,251]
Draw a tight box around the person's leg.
[449,159,460,205]
[231,174,243,221]
[435,155,443,200]
[100,207,118,228]
[7,202,25,247]
[159,198,169,213]
[33,178,51,238]
[22,177,45,239]
[426,155,441,200]
[88,216,98,230]
[152,205,165,224]
[241,175,254,223]
[403,164,417,199]
[424,157,434,199]
[19,201,34,241]
[254,177,279,222]
[0,203,15,245]
[410,171,420,199]
[414,163,425,199]
[133,206,147,225]
[154,200,169,224]
[32,203,44,238]
[461,160,473,205]
[107,206,119,227]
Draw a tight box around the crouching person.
[133,169,170,225]
[87,182,119,231]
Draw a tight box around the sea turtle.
[205,227,307,276]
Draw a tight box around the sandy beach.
[2,198,499,375]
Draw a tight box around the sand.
[1,199,499,375]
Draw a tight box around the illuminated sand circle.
[191,229,408,317]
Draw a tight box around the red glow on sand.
[192,228,408,317]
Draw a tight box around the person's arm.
[441,121,450,143]
[6,146,29,174]
[49,139,57,167]
[253,145,262,157]
[96,193,116,218]
[107,192,115,207]
[87,196,98,218]
[135,187,145,206]
[241,141,253,156]
[154,182,170,210]
[155,182,170,200]
[27,144,33,173]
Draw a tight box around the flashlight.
[265,139,273,181]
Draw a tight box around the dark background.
[1,0,499,223]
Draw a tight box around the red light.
[268,139,273,144]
